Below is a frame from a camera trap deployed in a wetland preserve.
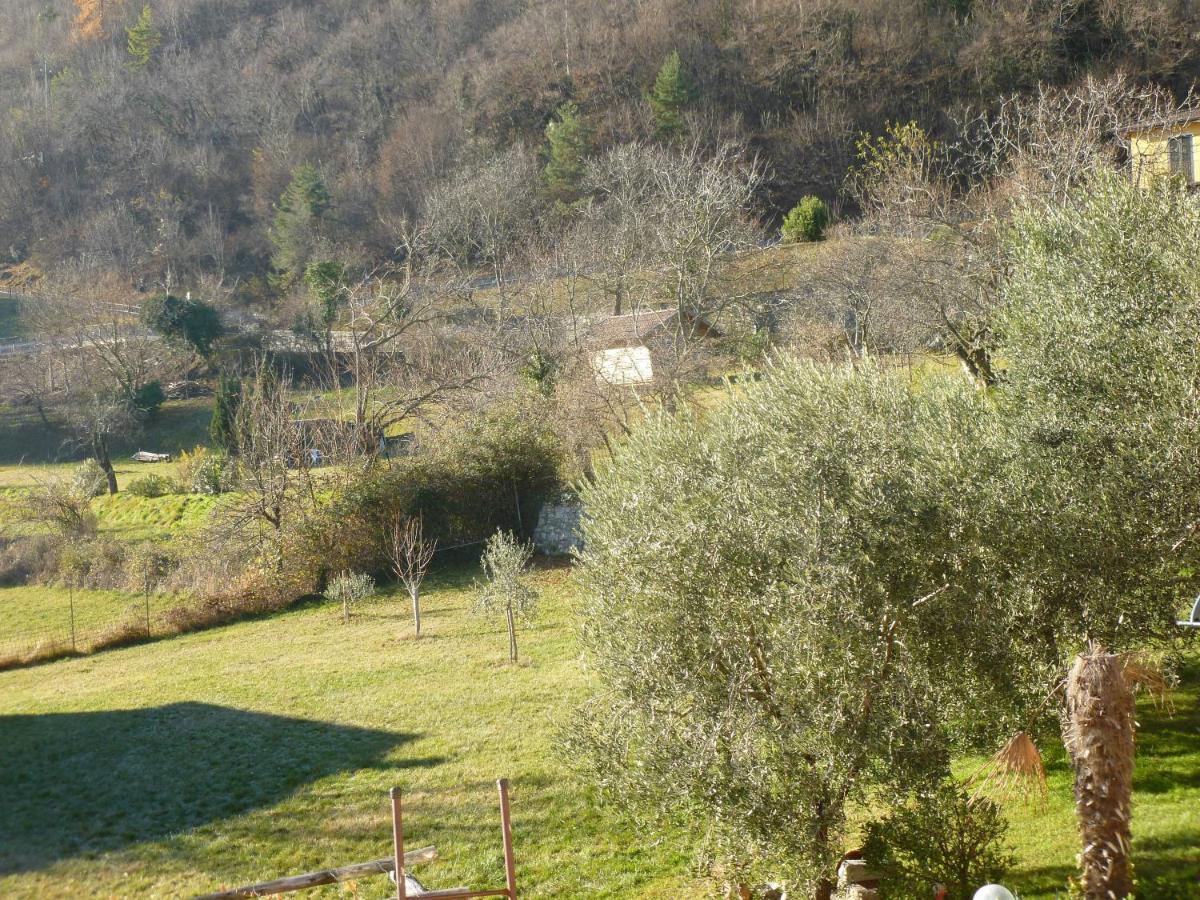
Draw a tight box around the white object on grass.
[973,886,1016,900]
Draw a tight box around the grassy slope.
[0,567,700,899]
[1,566,1197,898]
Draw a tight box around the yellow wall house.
[1126,110,1200,188]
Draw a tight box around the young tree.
[542,101,589,204]
[271,165,331,280]
[325,571,375,624]
[648,51,694,141]
[126,5,160,69]
[475,531,538,663]
[388,513,437,635]
[140,293,223,358]
[209,373,241,451]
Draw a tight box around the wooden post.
[498,779,516,899]
[391,787,406,900]
[69,585,76,652]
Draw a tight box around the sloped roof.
[1121,108,1200,136]
[588,308,719,348]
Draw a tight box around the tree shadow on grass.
[0,701,439,874]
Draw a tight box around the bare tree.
[388,513,437,636]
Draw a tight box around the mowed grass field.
[0,566,702,899]
[0,563,1197,898]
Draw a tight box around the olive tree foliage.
[833,78,1196,386]
[572,364,1013,898]
[995,169,1200,652]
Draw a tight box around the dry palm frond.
[1118,651,1173,711]
[967,730,1048,804]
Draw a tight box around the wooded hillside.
[2,0,1198,297]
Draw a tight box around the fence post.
[69,586,76,652]
[498,778,516,898]
[390,787,406,900]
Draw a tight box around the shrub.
[71,459,108,499]
[862,781,1013,900]
[781,195,830,242]
[325,570,375,623]
[57,538,128,590]
[125,473,180,498]
[124,541,177,593]
[0,535,62,587]
[131,380,166,418]
[178,446,235,494]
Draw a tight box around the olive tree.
[573,364,1009,899]
[475,530,538,664]
[989,169,1200,897]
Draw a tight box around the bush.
[862,781,1013,900]
[131,380,166,418]
[71,459,108,499]
[125,473,180,498]
[0,535,62,587]
[781,195,830,242]
[178,446,235,494]
[57,538,129,590]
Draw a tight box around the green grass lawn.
[0,567,1196,898]
[0,584,177,662]
[0,567,702,899]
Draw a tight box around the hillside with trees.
[2,0,1200,298]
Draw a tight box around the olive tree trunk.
[1065,648,1135,899]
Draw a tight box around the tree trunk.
[1065,648,1135,899]
[506,606,517,663]
[93,433,118,494]
[814,877,834,900]
[411,587,421,635]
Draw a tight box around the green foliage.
[542,101,589,204]
[302,260,345,327]
[71,459,108,499]
[126,5,160,69]
[178,446,235,495]
[781,195,830,242]
[125,473,179,498]
[573,363,1008,891]
[140,294,223,357]
[475,530,538,662]
[209,374,242,451]
[863,781,1013,900]
[648,51,694,140]
[993,170,1200,652]
[519,347,556,396]
[324,570,375,623]
[130,381,165,419]
[271,165,331,279]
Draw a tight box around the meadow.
[0,563,1196,898]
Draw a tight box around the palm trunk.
[1065,648,1135,899]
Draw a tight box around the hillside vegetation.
[2,0,1199,292]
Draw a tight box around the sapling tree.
[475,531,538,663]
[326,571,375,624]
[388,513,437,636]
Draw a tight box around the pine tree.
[209,373,242,451]
[542,101,589,204]
[126,5,160,69]
[271,164,331,279]
[648,51,694,141]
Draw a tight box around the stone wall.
[533,493,583,556]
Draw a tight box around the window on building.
[1168,134,1194,182]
